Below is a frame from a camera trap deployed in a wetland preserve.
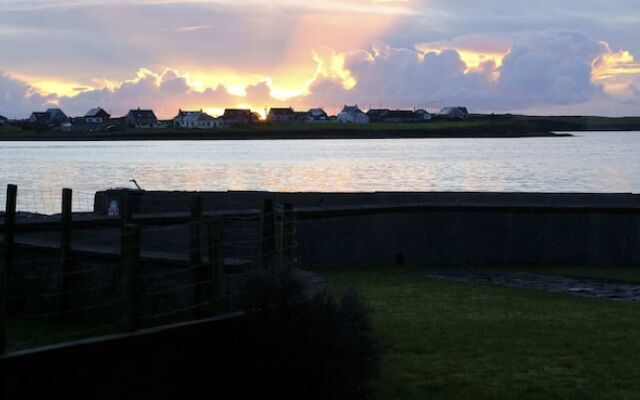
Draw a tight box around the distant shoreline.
[0,129,571,141]
[3,114,640,141]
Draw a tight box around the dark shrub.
[189,273,381,400]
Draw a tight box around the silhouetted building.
[174,109,223,129]
[29,108,69,126]
[68,117,100,132]
[365,109,390,123]
[125,108,159,128]
[0,115,8,126]
[438,106,469,119]
[85,108,111,124]
[267,107,296,123]
[29,112,51,125]
[337,105,369,123]
[366,109,423,123]
[306,108,329,122]
[415,109,432,121]
[222,109,255,125]
[294,111,308,122]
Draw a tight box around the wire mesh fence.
[0,184,308,354]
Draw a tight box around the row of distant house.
[1,105,469,131]
[269,106,468,124]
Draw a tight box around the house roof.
[268,107,295,116]
[30,112,49,120]
[85,108,110,118]
[127,109,158,120]
[341,105,365,114]
[175,110,216,122]
[223,109,252,117]
[0,115,7,121]
[366,109,390,117]
[439,107,469,116]
[308,108,327,116]
[46,108,67,118]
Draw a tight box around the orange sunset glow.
[0,0,638,118]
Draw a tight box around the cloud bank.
[1,29,639,118]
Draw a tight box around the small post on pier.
[189,195,204,318]
[282,203,295,272]
[208,218,225,315]
[121,224,141,331]
[4,184,17,277]
[60,188,73,318]
[261,199,276,271]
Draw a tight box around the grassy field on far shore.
[1,114,639,140]
[322,266,640,400]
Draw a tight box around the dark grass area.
[6,319,124,352]
[322,266,640,400]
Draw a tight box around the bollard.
[121,224,141,331]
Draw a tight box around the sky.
[0,0,639,118]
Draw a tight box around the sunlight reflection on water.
[0,132,638,212]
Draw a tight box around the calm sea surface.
[0,131,638,212]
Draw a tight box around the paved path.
[419,269,640,303]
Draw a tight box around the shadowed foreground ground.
[323,266,640,400]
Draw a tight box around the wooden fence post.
[121,224,141,331]
[208,218,225,315]
[1,184,17,354]
[282,203,295,272]
[4,184,17,276]
[60,188,72,318]
[261,199,276,271]
[190,195,204,318]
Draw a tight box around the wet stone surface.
[418,269,640,303]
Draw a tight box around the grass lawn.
[322,267,640,400]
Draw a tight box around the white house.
[306,108,329,122]
[174,110,223,129]
[438,107,469,119]
[337,105,369,124]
